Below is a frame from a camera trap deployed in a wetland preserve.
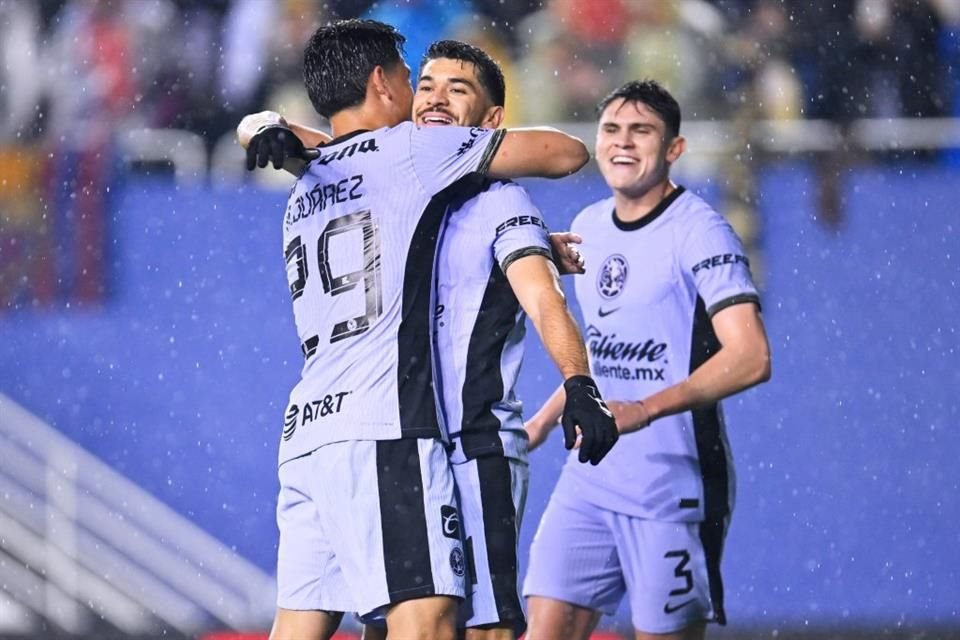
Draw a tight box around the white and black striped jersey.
[432,180,552,463]
[278,123,504,465]
[556,187,760,522]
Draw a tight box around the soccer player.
[522,80,772,640]
[253,20,618,640]
[243,37,615,640]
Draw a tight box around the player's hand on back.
[561,375,618,465]
[549,231,585,275]
[245,124,312,171]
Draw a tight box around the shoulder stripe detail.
[706,293,761,318]
[477,128,506,176]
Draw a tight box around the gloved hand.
[561,375,619,465]
[245,124,310,171]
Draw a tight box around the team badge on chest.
[597,254,628,299]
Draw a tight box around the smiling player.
[523,80,772,640]
[240,35,618,640]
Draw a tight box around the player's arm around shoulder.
[487,127,589,180]
[237,111,332,148]
[237,111,332,176]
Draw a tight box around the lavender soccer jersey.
[433,180,552,463]
[278,123,504,465]
[558,187,759,522]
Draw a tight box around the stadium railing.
[0,393,275,635]
[105,117,960,186]
[118,128,208,183]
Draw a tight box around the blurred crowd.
[1,0,959,149]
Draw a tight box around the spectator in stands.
[621,0,730,121]
[0,2,43,141]
[515,1,627,122]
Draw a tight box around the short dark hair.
[597,80,681,138]
[303,19,406,118]
[421,40,506,108]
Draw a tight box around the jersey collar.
[321,129,372,147]
[612,185,686,231]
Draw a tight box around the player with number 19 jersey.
[278,122,504,466]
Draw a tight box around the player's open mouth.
[419,112,456,125]
[610,155,637,165]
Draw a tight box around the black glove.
[246,124,310,171]
[562,375,619,465]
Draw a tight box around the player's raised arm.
[486,127,589,180]
[240,111,589,182]
[237,111,333,149]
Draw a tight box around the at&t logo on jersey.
[283,404,299,441]
[597,254,628,299]
[281,392,352,441]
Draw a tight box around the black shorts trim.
[376,439,435,602]
[698,515,727,625]
[476,455,526,634]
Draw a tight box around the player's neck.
[613,180,675,224]
[328,105,403,138]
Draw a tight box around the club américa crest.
[597,254,628,300]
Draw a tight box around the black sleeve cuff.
[500,246,552,274]
[707,293,761,318]
[476,128,506,175]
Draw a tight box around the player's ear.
[481,105,504,129]
[370,65,390,98]
[665,135,685,163]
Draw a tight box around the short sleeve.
[410,125,505,196]
[679,213,760,317]
[485,182,552,273]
